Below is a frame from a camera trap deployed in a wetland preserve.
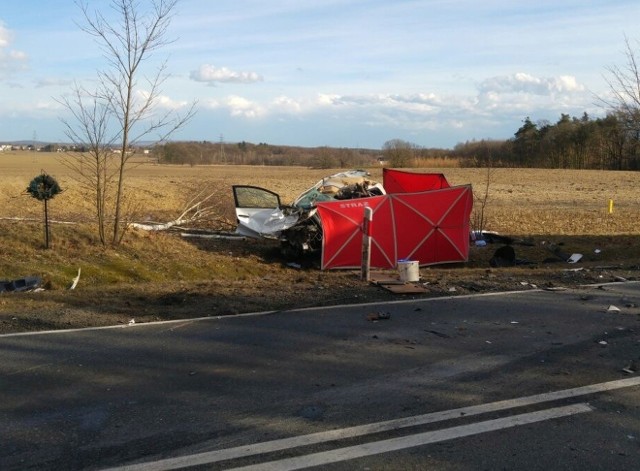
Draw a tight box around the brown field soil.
[1,152,639,334]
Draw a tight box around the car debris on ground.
[0,276,42,293]
[367,311,391,322]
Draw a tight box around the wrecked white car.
[233,170,385,257]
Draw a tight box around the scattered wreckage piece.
[368,271,428,294]
[69,268,81,290]
[377,283,429,294]
[180,231,247,240]
[471,230,514,245]
[0,276,42,293]
[470,230,535,247]
[622,360,637,375]
[367,311,391,321]
[545,243,583,264]
[475,234,588,268]
[0,269,81,293]
[489,246,516,267]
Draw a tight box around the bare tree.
[60,85,116,244]
[61,0,195,245]
[382,139,416,168]
[471,145,494,238]
[601,36,640,135]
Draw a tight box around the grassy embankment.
[1,151,639,290]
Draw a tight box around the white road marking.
[228,403,593,471]
[102,377,640,471]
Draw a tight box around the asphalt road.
[1,282,640,470]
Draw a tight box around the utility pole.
[218,134,226,163]
[32,131,38,162]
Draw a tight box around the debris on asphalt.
[622,365,636,375]
[425,329,450,338]
[607,305,621,313]
[367,311,391,322]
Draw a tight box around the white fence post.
[361,206,373,281]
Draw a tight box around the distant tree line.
[152,139,455,169]
[455,112,640,170]
[152,109,640,171]
[20,110,640,171]
[153,141,381,168]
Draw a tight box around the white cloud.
[0,21,27,78]
[271,95,301,113]
[35,77,73,88]
[478,73,585,96]
[471,72,594,122]
[0,22,11,48]
[190,64,263,84]
[136,90,189,110]
[311,93,444,118]
[205,95,265,118]
[34,100,63,111]
[187,70,597,147]
[157,94,189,110]
[9,50,26,60]
[317,93,340,106]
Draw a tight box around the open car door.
[232,185,303,238]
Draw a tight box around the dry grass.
[1,151,639,333]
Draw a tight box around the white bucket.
[397,260,419,282]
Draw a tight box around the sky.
[1,0,639,149]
